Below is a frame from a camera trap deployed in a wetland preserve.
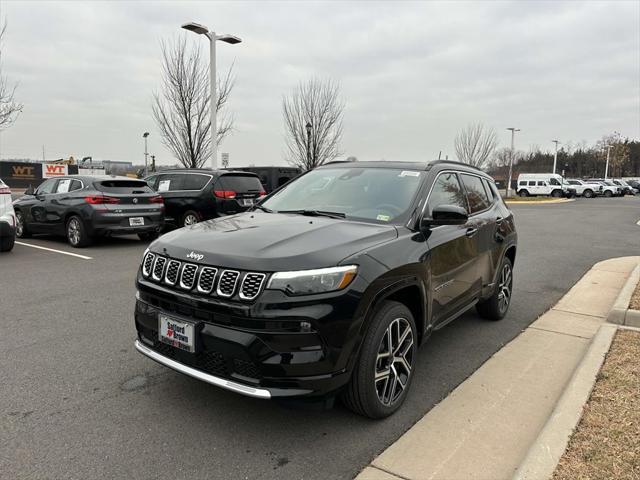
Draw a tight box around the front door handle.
[465,227,478,238]
[496,216,504,224]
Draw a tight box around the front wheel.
[604,190,613,198]
[15,211,30,238]
[66,215,91,248]
[583,189,594,198]
[551,189,563,198]
[342,301,417,419]
[518,190,529,197]
[476,256,513,321]
[181,210,200,227]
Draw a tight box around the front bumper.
[133,274,366,399]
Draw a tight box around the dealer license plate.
[158,314,195,352]
[129,217,144,226]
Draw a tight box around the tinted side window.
[181,174,211,190]
[69,180,83,191]
[146,175,158,190]
[518,180,526,186]
[157,174,185,192]
[537,181,545,186]
[528,181,536,186]
[460,174,491,214]
[549,178,561,186]
[427,172,467,215]
[37,179,57,194]
[482,179,495,201]
[218,174,264,193]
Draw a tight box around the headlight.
[266,265,358,296]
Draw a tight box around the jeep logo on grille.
[186,251,204,261]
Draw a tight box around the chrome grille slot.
[164,260,181,285]
[217,270,240,297]
[197,267,218,294]
[239,273,266,300]
[179,263,198,290]
[142,252,155,277]
[152,256,166,281]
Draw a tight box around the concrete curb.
[511,323,617,480]
[504,198,575,205]
[607,262,640,328]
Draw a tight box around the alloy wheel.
[184,214,198,226]
[375,317,414,406]
[16,214,24,236]
[68,218,81,246]
[498,263,512,313]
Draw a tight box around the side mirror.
[25,185,35,196]
[421,205,469,228]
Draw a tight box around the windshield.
[260,167,424,222]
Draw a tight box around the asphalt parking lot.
[2,196,639,480]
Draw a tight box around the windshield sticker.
[399,171,420,177]
[376,214,391,221]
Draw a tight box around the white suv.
[565,179,602,198]
[0,178,16,252]
[516,173,571,198]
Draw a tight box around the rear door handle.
[465,227,478,238]
[496,216,504,224]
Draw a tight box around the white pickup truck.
[565,179,603,198]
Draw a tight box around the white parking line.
[15,241,93,260]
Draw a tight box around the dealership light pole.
[143,132,149,177]
[604,145,613,180]
[305,122,312,167]
[552,139,560,174]
[506,127,520,197]
[182,22,241,170]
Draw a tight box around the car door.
[460,174,502,295]
[29,179,58,232]
[47,178,84,233]
[425,171,481,326]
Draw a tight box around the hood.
[151,212,398,271]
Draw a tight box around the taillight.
[214,190,236,199]
[150,195,164,204]
[0,186,11,195]
[84,195,120,204]
[259,190,267,197]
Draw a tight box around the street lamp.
[305,122,312,167]
[604,145,613,180]
[182,21,241,170]
[142,132,150,177]
[506,127,520,197]
[552,139,560,174]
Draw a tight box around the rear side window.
[518,180,526,186]
[427,172,467,214]
[537,181,545,186]
[217,174,263,193]
[56,179,83,193]
[157,174,185,192]
[528,181,536,186]
[181,174,211,190]
[460,174,491,214]
[482,179,496,201]
[94,180,153,194]
[549,178,561,186]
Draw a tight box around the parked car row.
[4,169,266,248]
[516,173,637,198]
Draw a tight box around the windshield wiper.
[278,209,346,219]
[252,204,273,213]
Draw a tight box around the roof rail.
[428,160,486,173]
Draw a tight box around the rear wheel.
[604,190,613,198]
[518,190,529,197]
[15,211,30,238]
[583,189,594,198]
[551,189,563,198]
[66,215,91,248]
[181,210,199,227]
[0,234,15,252]
[342,301,417,419]
[476,256,513,321]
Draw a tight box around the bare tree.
[152,37,234,169]
[0,20,23,130]
[283,78,344,171]
[454,123,498,169]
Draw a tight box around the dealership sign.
[43,164,68,178]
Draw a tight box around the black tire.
[66,215,91,248]
[476,256,513,321]
[342,301,417,419]
[138,231,159,241]
[604,190,613,198]
[0,234,15,252]
[15,211,31,238]
[518,190,529,197]
[583,189,594,198]
[181,210,200,227]
[551,189,563,198]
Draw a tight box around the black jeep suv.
[134,160,517,418]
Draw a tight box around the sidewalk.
[356,256,640,480]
